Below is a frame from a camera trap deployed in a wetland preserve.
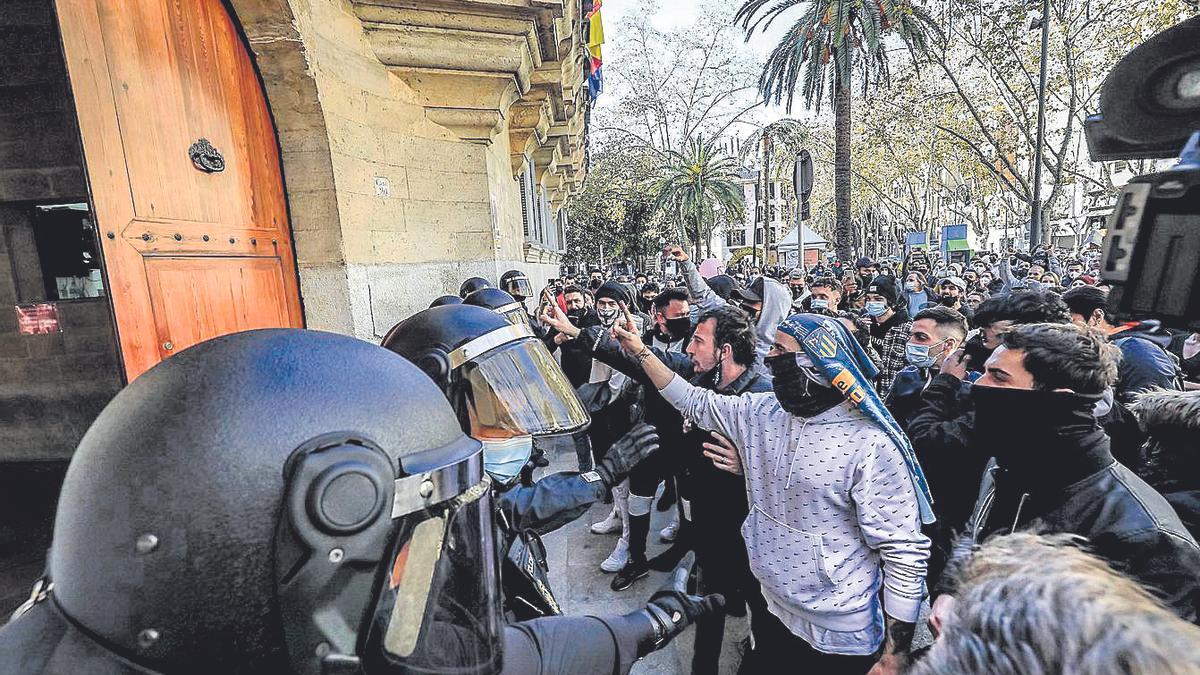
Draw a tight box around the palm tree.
[735,0,938,263]
[651,136,746,260]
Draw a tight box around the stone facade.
[233,0,589,339]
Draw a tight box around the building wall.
[0,0,122,461]
[232,0,587,340]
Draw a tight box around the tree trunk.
[833,66,853,265]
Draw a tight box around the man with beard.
[546,285,599,388]
[930,323,1200,627]
[669,245,792,374]
[612,312,933,675]
[555,304,769,674]
[543,286,692,583]
[933,276,973,321]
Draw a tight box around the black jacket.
[959,428,1200,623]
[905,372,982,528]
[547,310,599,387]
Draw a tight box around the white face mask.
[596,306,620,328]
[481,436,533,486]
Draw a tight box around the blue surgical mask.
[865,300,889,317]
[810,298,830,311]
[482,436,533,486]
[904,281,918,292]
[906,339,949,369]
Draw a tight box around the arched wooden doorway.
[55,0,304,380]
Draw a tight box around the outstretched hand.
[540,297,580,337]
[595,423,660,489]
[611,302,646,355]
[639,552,726,655]
[664,245,689,263]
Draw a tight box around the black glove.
[595,423,659,489]
[634,552,725,657]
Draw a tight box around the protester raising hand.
[612,302,646,354]
[541,296,580,338]
[664,245,689,263]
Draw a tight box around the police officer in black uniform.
[381,305,662,619]
[0,329,723,675]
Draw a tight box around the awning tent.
[775,224,828,251]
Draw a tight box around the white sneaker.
[600,538,629,573]
[590,510,622,535]
[659,519,678,543]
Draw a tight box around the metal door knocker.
[188,138,225,173]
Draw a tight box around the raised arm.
[611,303,748,443]
[669,246,725,311]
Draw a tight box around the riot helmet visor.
[366,477,502,674]
[454,331,589,438]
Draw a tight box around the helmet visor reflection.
[504,277,533,299]
[462,338,589,438]
[367,482,502,674]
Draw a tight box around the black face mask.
[971,385,1101,476]
[938,295,959,306]
[764,353,844,417]
[566,308,586,326]
[662,317,691,341]
[589,279,603,290]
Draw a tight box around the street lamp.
[1029,0,1051,249]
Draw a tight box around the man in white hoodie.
[612,311,930,675]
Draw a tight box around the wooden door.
[55,0,303,380]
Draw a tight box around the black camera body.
[1085,16,1200,330]
[1103,161,1200,330]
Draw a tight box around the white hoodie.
[660,375,930,655]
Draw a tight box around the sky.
[592,0,805,130]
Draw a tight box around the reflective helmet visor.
[366,478,502,674]
[453,330,589,438]
[502,276,533,299]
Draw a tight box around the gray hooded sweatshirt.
[681,260,793,373]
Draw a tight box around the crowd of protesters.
[464,243,1200,674]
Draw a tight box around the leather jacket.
[959,433,1200,623]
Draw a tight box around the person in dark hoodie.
[559,303,771,675]
[931,323,1200,626]
[542,287,695,591]
[1130,389,1200,540]
[863,275,913,397]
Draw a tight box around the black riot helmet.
[463,287,529,326]
[430,294,463,308]
[499,269,533,301]
[381,305,589,440]
[459,276,492,298]
[0,330,503,675]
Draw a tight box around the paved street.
[537,440,749,675]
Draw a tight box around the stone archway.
[222,0,352,333]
